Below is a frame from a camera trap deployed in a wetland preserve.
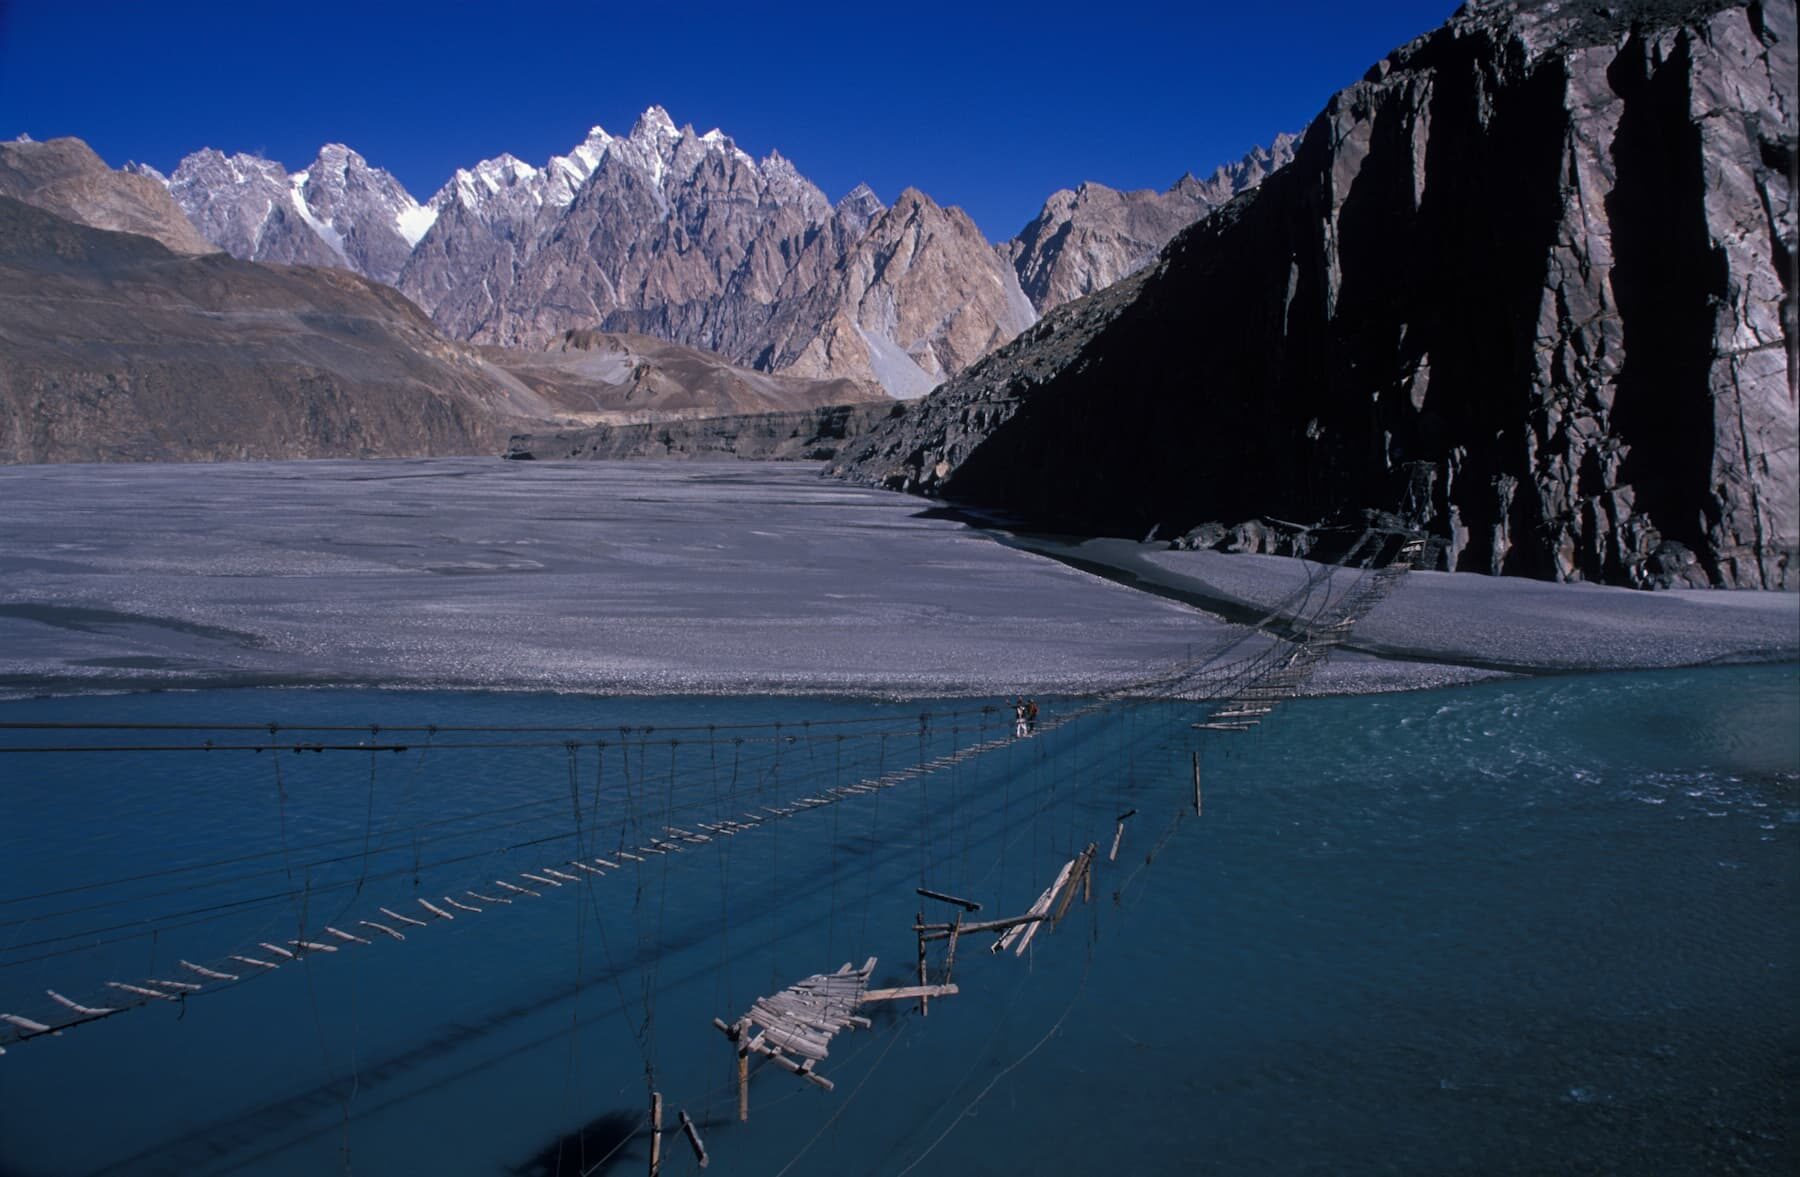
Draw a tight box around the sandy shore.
[1003,534,1799,693]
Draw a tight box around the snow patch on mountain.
[396,202,438,246]
[288,172,347,262]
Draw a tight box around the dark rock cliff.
[832,0,1796,589]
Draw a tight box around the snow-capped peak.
[631,105,680,143]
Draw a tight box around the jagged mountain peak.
[630,104,681,143]
[1002,132,1302,314]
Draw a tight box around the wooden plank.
[46,990,116,1015]
[1193,751,1203,817]
[106,981,176,1001]
[678,1110,709,1169]
[861,984,960,1002]
[996,858,1075,954]
[916,887,981,911]
[755,1047,835,1090]
[1051,844,1096,927]
[0,1013,52,1034]
[918,912,1044,937]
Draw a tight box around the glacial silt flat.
[1,460,1793,700]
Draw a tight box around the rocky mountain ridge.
[0,141,881,463]
[147,108,1295,397]
[1,136,213,255]
[1003,133,1298,313]
[157,143,432,284]
[832,0,1797,590]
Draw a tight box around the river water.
[1,665,1794,1176]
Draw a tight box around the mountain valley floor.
[0,459,1793,700]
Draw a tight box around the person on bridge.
[1026,699,1039,734]
[1013,699,1029,738]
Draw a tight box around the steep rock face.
[1003,134,1298,313]
[747,188,1039,398]
[0,195,554,463]
[398,125,626,325]
[834,0,1797,590]
[0,137,212,254]
[164,144,432,282]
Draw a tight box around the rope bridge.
[1,531,1419,1059]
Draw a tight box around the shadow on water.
[510,1109,640,1177]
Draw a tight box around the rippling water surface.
[1,664,1795,1175]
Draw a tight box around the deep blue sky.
[1,0,1457,241]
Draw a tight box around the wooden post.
[736,1044,749,1121]
[649,1091,663,1177]
[916,910,929,1016]
[1083,856,1092,904]
[1193,750,1203,816]
[944,911,963,984]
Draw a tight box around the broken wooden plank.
[916,886,981,911]
[918,912,1045,938]
[678,1110,708,1169]
[996,858,1075,954]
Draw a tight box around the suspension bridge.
[0,532,1426,1173]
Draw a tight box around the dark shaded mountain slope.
[832,0,1796,589]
